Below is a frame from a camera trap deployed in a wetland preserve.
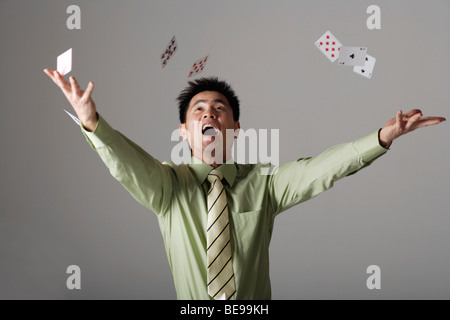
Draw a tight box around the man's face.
[180,91,240,166]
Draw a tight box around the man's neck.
[192,154,233,167]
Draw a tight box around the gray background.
[0,0,449,299]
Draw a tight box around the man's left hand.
[379,109,446,148]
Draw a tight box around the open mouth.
[202,124,218,136]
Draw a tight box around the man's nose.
[203,112,216,119]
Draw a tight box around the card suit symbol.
[350,53,355,59]
[361,69,365,73]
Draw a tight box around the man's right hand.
[43,69,98,132]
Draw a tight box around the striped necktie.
[206,169,236,300]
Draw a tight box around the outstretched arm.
[43,69,174,215]
[269,109,446,216]
[43,69,98,132]
[379,109,446,148]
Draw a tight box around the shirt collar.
[187,156,237,187]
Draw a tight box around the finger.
[43,68,57,83]
[405,112,423,130]
[404,109,422,118]
[53,70,72,96]
[405,117,445,133]
[396,110,403,125]
[69,76,82,97]
[82,81,94,100]
[416,117,447,127]
[420,116,446,121]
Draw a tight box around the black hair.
[176,77,240,123]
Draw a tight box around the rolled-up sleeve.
[81,114,174,216]
[268,130,388,216]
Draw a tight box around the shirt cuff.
[352,130,389,163]
[81,113,115,150]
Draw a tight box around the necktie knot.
[207,169,223,184]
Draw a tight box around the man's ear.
[234,121,241,139]
[179,123,187,140]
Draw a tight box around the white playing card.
[314,31,342,63]
[353,54,376,79]
[161,35,177,68]
[57,48,72,76]
[338,47,367,66]
[64,109,81,126]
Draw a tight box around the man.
[43,69,445,300]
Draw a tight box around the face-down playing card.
[188,55,208,77]
[57,48,72,76]
[315,31,342,63]
[338,47,368,66]
[353,54,376,79]
[161,36,178,68]
[64,109,81,126]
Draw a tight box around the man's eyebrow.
[192,99,229,107]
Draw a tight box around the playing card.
[64,109,81,126]
[161,35,177,68]
[338,47,368,66]
[188,55,208,77]
[353,54,376,79]
[314,31,342,63]
[57,48,72,76]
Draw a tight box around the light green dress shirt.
[82,114,388,300]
